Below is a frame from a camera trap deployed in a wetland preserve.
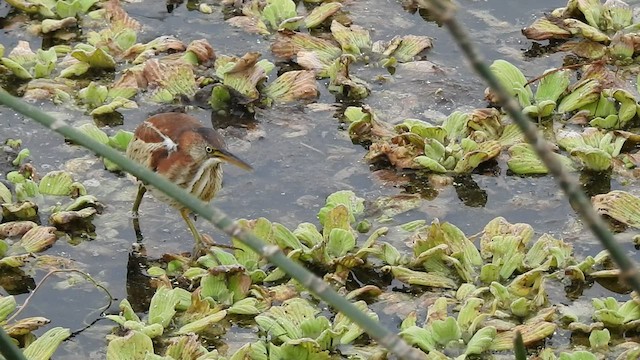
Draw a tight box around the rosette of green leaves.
[400,111,502,173]
[591,297,640,328]
[5,0,98,18]
[557,128,626,171]
[400,297,497,358]
[74,124,134,171]
[1,42,58,80]
[78,82,138,115]
[488,60,570,118]
[587,89,639,129]
[232,297,377,358]
[408,219,482,284]
[212,53,275,108]
[106,285,228,358]
[523,0,636,60]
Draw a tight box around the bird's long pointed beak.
[217,149,253,171]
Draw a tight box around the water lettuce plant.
[592,190,640,228]
[487,60,640,130]
[487,59,570,118]
[557,128,626,171]
[523,0,639,61]
[345,106,518,173]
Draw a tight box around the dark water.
[2,0,640,358]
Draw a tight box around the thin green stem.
[420,0,640,292]
[0,88,426,360]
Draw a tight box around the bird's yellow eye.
[205,146,214,154]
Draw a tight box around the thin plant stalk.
[0,328,27,360]
[419,0,640,292]
[514,331,527,360]
[0,88,426,360]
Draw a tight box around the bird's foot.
[201,233,241,251]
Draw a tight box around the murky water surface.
[2,0,640,357]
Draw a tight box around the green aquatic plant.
[0,42,58,80]
[73,123,133,171]
[346,107,512,173]
[556,127,626,171]
[487,59,570,118]
[227,0,344,34]
[233,297,378,359]
[523,0,638,60]
[507,143,576,175]
[5,0,98,18]
[77,82,137,115]
[592,190,640,229]
[106,287,225,359]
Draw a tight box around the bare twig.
[523,60,603,86]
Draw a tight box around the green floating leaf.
[330,20,371,55]
[78,82,108,108]
[589,328,610,350]
[0,295,17,322]
[387,266,457,289]
[60,61,91,77]
[593,190,640,229]
[304,2,342,29]
[488,59,532,107]
[557,79,600,113]
[108,130,134,151]
[536,69,570,104]
[148,286,180,328]
[91,97,138,115]
[1,57,32,79]
[176,310,227,334]
[215,53,272,102]
[327,228,356,257]
[71,46,116,69]
[373,35,433,62]
[522,18,572,40]
[106,331,153,360]
[562,18,610,42]
[507,143,575,175]
[263,70,318,104]
[12,148,30,166]
[255,298,325,342]
[431,317,461,346]
[23,327,71,360]
[333,300,378,344]
[318,190,364,225]
[38,171,74,196]
[464,326,496,355]
[76,123,109,144]
[261,0,299,30]
[400,326,436,353]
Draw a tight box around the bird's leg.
[132,183,147,216]
[180,208,205,261]
[179,208,239,263]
